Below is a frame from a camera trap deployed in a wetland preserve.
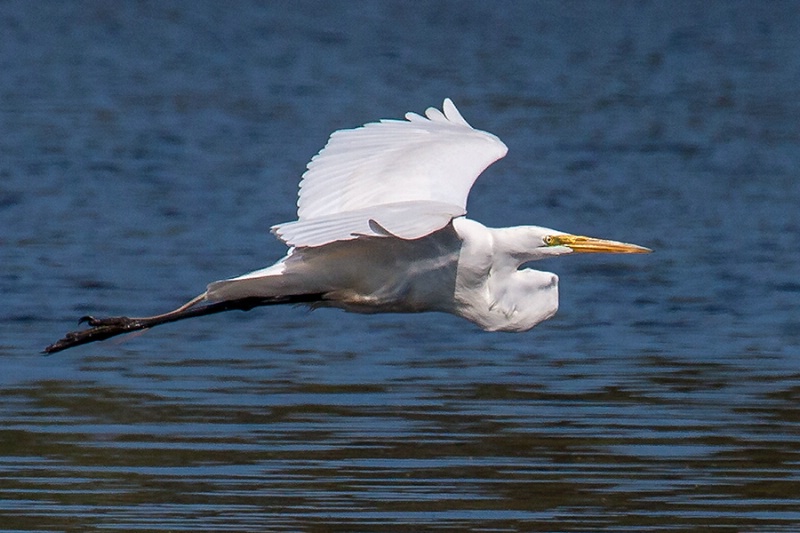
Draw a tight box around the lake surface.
[2,1,799,531]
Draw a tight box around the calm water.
[2,1,799,531]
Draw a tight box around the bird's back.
[208,226,465,315]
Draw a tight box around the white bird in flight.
[45,99,650,354]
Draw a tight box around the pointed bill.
[550,234,652,254]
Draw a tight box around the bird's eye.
[544,235,554,246]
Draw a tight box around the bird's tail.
[43,292,326,355]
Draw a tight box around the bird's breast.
[455,267,560,332]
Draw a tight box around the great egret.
[44,99,650,354]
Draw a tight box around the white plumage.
[45,99,650,354]
[274,98,507,246]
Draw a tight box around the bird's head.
[542,232,652,256]
[498,225,652,263]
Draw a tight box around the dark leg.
[43,292,326,355]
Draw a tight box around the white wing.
[271,98,508,247]
[273,200,465,248]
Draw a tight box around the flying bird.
[45,99,650,354]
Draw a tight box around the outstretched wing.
[272,99,508,248]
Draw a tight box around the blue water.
[2,1,799,531]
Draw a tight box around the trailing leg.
[43,292,326,355]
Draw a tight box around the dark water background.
[2,1,799,531]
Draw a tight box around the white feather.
[272,201,465,248]
[279,98,508,247]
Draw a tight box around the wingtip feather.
[442,98,471,127]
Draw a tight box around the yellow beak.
[550,234,652,254]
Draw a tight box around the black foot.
[43,315,144,355]
[79,315,134,327]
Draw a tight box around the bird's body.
[45,99,650,354]
[205,217,563,332]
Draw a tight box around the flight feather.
[271,98,507,247]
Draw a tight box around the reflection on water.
[2,1,800,531]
